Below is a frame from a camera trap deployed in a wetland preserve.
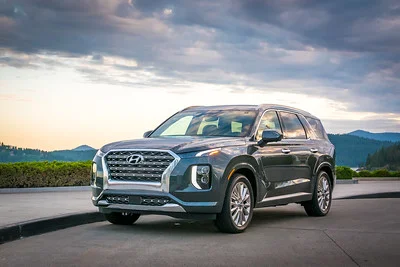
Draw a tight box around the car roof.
[182,104,318,119]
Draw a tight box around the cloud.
[0,0,399,115]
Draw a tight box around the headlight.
[95,149,106,158]
[191,165,211,190]
[195,148,221,157]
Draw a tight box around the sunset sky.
[1,0,399,151]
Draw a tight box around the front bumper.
[91,149,229,216]
[92,189,219,214]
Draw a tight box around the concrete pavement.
[1,198,399,266]
[1,181,400,228]
[0,190,95,227]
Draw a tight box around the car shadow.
[95,206,309,235]
[251,207,308,226]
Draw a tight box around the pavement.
[0,181,399,249]
[1,181,400,228]
[0,198,399,266]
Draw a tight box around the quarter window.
[256,111,282,140]
[306,117,328,140]
[279,112,307,139]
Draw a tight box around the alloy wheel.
[317,175,330,212]
[230,182,251,227]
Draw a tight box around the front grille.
[105,195,171,206]
[105,150,175,183]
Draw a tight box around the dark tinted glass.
[306,117,328,140]
[279,112,307,139]
[256,111,282,140]
[151,110,257,137]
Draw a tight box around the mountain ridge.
[72,145,96,151]
[348,130,400,142]
[1,131,399,166]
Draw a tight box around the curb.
[0,186,91,194]
[356,177,400,181]
[335,192,400,200]
[0,212,105,245]
[336,179,358,184]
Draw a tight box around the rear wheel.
[104,212,140,225]
[303,171,332,216]
[215,174,254,233]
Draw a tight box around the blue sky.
[0,0,399,150]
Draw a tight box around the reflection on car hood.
[100,136,246,154]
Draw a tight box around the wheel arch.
[223,155,261,206]
[315,162,335,190]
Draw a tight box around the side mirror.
[258,130,282,146]
[143,130,153,138]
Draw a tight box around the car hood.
[100,136,246,154]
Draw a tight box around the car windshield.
[150,110,257,137]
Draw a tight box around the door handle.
[310,148,318,153]
[281,148,291,154]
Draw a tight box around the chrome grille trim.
[101,149,180,193]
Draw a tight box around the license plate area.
[128,196,142,205]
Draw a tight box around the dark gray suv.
[91,104,335,233]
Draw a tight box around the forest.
[365,143,400,170]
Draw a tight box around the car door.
[252,110,293,199]
[275,111,313,196]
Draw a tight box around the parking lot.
[1,197,399,267]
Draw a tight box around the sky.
[0,0,399,151]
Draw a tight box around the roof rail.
[181,106,204,111]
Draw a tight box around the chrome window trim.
[253,109,282,141]
[253,108,315,141]
[101,149,180,193]
[277,110,309,140]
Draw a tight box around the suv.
[91,104,335,233]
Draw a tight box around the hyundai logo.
[126,154,145,164]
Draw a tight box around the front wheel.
[215,174,254,233]
[303,171,332,216]
[104,212,140,225]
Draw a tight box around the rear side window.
[279,112,307,139]
[305,117,328,140]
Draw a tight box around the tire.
[104,212,140,225]
[303,171,332,216]
[215,174,254,233]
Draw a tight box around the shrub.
[390,171,400,177]
[371,169,391,177]
[358,170,372,177]
[0,161,91,188]
[336,166,353,179]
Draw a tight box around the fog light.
[191,165,211,190]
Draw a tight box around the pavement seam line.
[323,230,361,267]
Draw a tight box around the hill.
[328,134,393,167]
[0,143,96,163]
[348,130,400,142]
[0,133,396,167]
[365,143,400,170]
[72,145,96,151]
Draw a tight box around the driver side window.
[256,111,282,140]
